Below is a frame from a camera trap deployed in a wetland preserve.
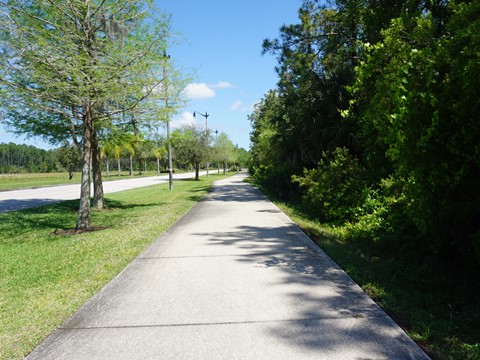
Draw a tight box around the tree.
[235,147,250,169]
[214,132,236,174]
[172,125,210,181]
[57,144,81,180]
[261,1,357,172]
[0,142,57,173]
[349,2,480,263]
[153,143,168,175]
[0,0,172,229]
[135,139,156,175]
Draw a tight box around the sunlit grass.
[0,172,81,191]
[0,173,230,359]
[0,171,185,191]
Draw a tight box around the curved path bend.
[26,172,430,359]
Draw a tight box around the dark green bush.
[292,147,368,223]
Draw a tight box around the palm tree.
[154,145,168,175]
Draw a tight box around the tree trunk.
[194,162,200,180]
[106,156,110,177]
[77,106,93,230]
[92,130,104,210]
[129,155,133,176]
[117,157,121,177]
[157,157,160,175]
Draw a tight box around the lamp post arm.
[193,111,209,131]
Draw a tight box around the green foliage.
[0,142,57,173]
[171,125,211,180]
[213,132,237,173]
[255,0,480,265]
[250,1,480,355]
[349,3,480,265]
[0,0,172,138]
[235,147,251,169]
[292,148,367,223]
[0,0,177,229]
[57,145,81,179]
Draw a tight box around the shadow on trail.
[197,223,424,358]
[205,179,269,203]
[190,176,428,359]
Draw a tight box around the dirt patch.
[51,226,109,236]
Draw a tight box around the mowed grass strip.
[0,171,180,191]
[0,173,81,191]
[0,174,230,359]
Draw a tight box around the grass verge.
[0,171,186,191]
[0,173,230,359]
[247,179,480,360]
[0,172,81,191]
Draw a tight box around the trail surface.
[26,172,430,359]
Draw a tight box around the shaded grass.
[0,174,231,359]
[247,178,480,360]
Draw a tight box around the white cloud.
[182,81,235,99]
[182,83,215,99]
[212,81,234,89]
[171,112,196,129]
[230,100,254,112]
[231,100,244,111]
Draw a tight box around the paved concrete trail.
[26,172,430,360]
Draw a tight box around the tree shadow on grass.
[103,198,166,210]
[0,200,79,243]
[186,187,211,202]
[0,197,166,244]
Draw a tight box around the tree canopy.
[0,0,176,229]
[171,125,211,181]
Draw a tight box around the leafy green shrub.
[292,147,368,223]
[340,175,422,252]
[252,163,296,199]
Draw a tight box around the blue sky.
[0,0,303,150]
[160,0,303,150]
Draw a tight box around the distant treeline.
[0,142,60,173]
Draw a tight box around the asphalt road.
[0,171,206,213]
[25,172,430,359]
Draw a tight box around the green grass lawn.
[0,172,81,191]
[0,174,230,359]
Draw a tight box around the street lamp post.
[163,51,173,190]
[193,111,209,177]
[166,113,173,190]
[215,129,219,174]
